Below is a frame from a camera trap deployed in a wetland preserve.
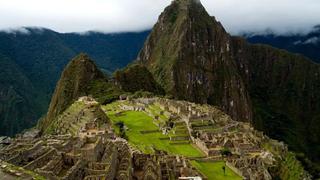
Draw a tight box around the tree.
[220,147,232,157]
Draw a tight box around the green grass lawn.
[106,108,204,157]
[190,161,242,180]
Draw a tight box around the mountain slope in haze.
[62,31,150,74]
[0,28,147,136]
[245,25,320,63]
[0,53,46,136]
[136,0,320,175]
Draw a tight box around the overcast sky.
[0,0,319,35]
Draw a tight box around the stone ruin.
[132,151,201,180]
[0,133,204,180]
[0,97,303,180]
[124,98,293,180]
[48,96,111,137]
[0,99,205,180]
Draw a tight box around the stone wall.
[24,148,57,170]
[62,160,86,180]
[226,161,245,179]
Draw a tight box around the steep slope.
[0,28,75,99]
[232,37,320,170]
[39,53,110,131]
[136,0,320,174]
[0,53,45,136]
[137,0,252,122]
[0,29,75,136]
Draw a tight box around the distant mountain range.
[0,28,148,136]
[0,25,319,140]
[245,25,320,63]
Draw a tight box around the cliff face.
[137,0,320,168]
[232,37,320,163]
[137,0,252,122]
[40,53,107,131]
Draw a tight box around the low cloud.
[294,37,320,45]
[1,27,31,34]
[0,0,319,35]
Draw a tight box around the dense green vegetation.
[87,79,123,105]
[114,64,164,95]
[236,44,320,177]
[262,140,311,179]
[190,161,242,180]
[0,53,46,136]
[268,152,311,180]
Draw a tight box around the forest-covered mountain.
[0,28,148,136]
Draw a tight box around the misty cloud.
[0,0,319,35]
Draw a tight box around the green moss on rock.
[114,64,164,95]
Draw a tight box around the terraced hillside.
[104,101,204,158]
[44,97,110,136]
[0,97,207,180]
[0,96,311,179]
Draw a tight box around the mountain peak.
[137,0,252,122]
[39,53,106,131]
[168,0,206,14]
[71,53,94,64]
[174,0,202,6]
